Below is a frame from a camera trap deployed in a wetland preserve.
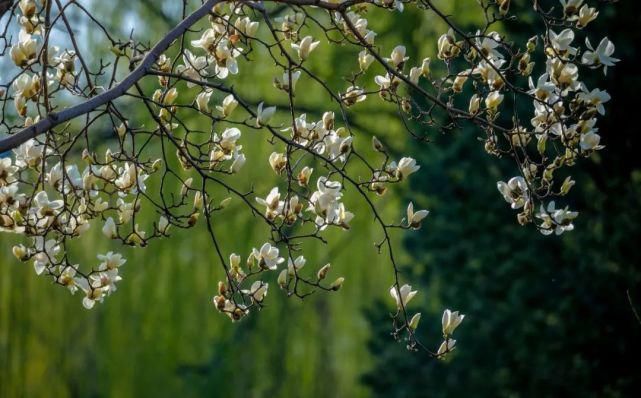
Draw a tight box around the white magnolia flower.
[32,191,63,217]
[54,50,76,86]
[474,30,503,61]
[218,127,242,154]
[437,28,461,60]
[292,36,320,61]
[297,166,313,186]
[485,90,504,112]
[234,16,259,37]
[0,158,18,186]
[442,309,465,336]
[12,245,28,261]
[242,281,269,303]
[469,94,481,114]
[582,37,619,75]
[211,39,242,79]
[548,29,577,58]
[421,57,431,77]
[575,5,598,28]
[287,255,306,275]
[97,251,126,271]
[437,339,457,356]
[406,202,429,229]
[374,73,393,90]
[216,94,238,117]
[528,73,556,102]
[256,187,282,220]
[176,49,209,87]
[195,89,213,113]
[577,87,610,115]
[560,0,584,16]
[268,152,287,174]
[409,313,421,330]
[358,50,374,71]
[341,86,366,106]
[324,202,354,230]
[11,30,37,67]
[323,132,352,163]
[546,59,580,94]
[117,199,135,224]
[190,28,216,53]
[32,237,60,275]
[385,45,408,67]
[536,201,579,235]
[395,157,420,180]
[497,176,529,209]
[252,243,284,270]
[409,67,422,84]
[274,70,301,92]
[390,284,417,309]
[18,0,36,17]
[56,265,81,294]
[14,138,46,168]
[158,215,170,234]
[580,131,603,151]
[0,185,24,214]
[114,163,148,194]
[102,217,117,239]
[256,102,276,127]
[309,177,342,212]
[230,153,246,173]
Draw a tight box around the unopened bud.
[317,263,330,280]
[409,313,421,330]
[330,277,345,291]
[278,269,288,288]
[218,281,227,296]
[372,136,384,152]
[219,197,232,209]
[12,245,28,261]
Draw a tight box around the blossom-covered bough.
[0,0,618,357]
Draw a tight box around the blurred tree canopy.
[364,1,641,397]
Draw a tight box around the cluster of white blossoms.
[481,2,617,235]
[3,128,163,308]
[0,0,619,355]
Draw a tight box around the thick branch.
[0,0,220,153]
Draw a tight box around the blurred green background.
[1,1,640,397]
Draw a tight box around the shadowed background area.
[1,1,640,397]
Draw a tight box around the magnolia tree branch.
[0,0,619,358]
[0,0,220,153]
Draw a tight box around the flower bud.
[116,122,127,139]
[158,216,169,234]
[188,212,200,226]
[278,269,288,288]
[269,152,287,174]
[468,94,480,115]
[181,178,193,197]
[218,281,227,296]
[330,277,345,291]
[193,191,204,211]
[560,176,575,195]
[12,244,28,261]
[219,197,232,209]
[297,166,313,187]
[317,263,330,280]
[409,313,421,330]
[322,111,335,130]
[372,136,384,152]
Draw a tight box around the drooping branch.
[0,0,220,153]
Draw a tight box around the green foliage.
[364,1,641,396]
